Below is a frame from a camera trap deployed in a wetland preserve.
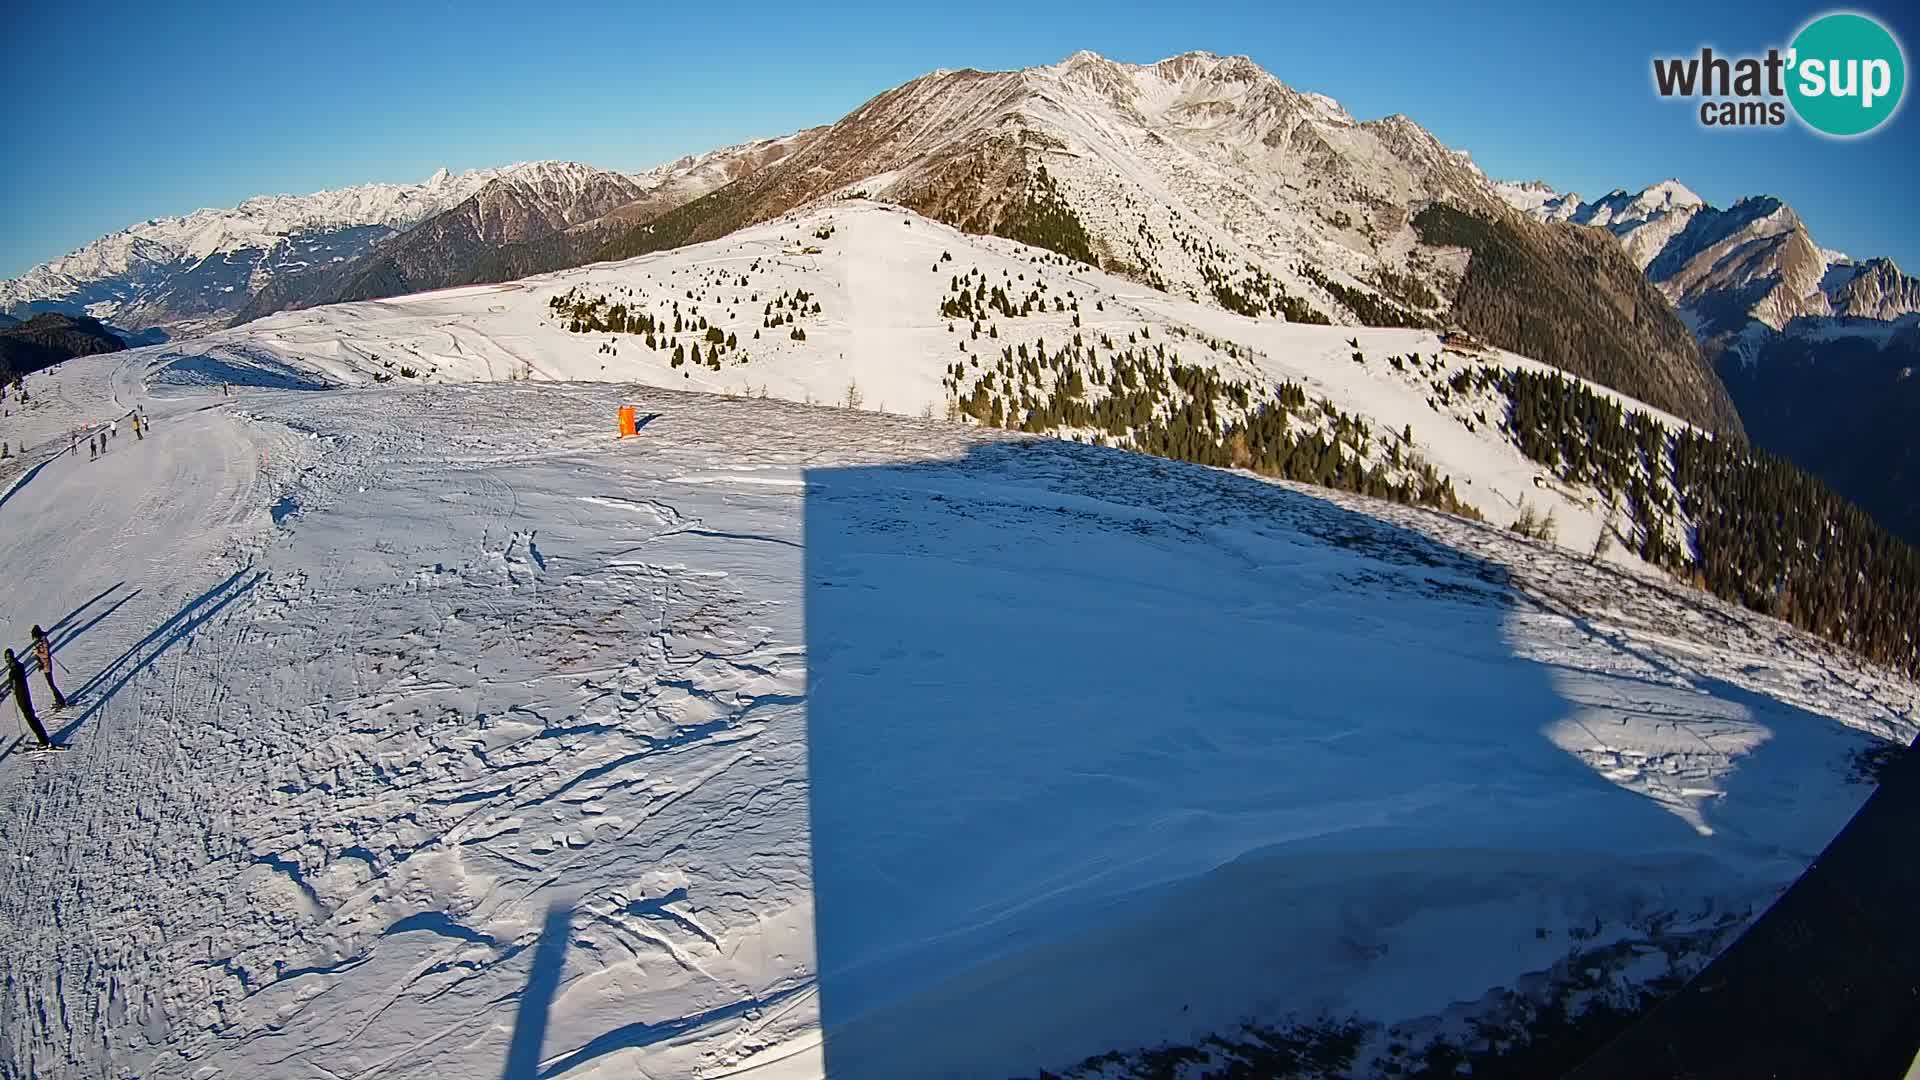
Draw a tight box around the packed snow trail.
[0,351,1915,1079]
[0,354,296,1079]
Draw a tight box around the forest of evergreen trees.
[1497,367,1920,677]
[1672,431,1920,676]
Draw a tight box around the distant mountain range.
[0,143,823,340]
[1496,178,1920,332]
[0,166,517,336]
[229,138,820,325]
[1496,178,1920,544]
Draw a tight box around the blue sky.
[3,0,1915,278]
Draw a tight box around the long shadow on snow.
[0,581,129,678]
[154,350,336,392]
[45,581,129,638]
[56,568,263,741]
[48,587,142,660]
[501,901,570,1080]
[800,438,1787,1078]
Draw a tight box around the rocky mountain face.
[326,162,649,304]
[608,51,1502,288]
[1500,180,1920,335]
[1500,179,1920,543]
[596,51,1738,435]
[1824,258,1920,320]
[0,313,126,383]
[1646,198,1836,334]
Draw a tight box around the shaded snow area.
[2,349,1916,1080]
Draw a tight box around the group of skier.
[74,409,150,462]
[5,626,66,751]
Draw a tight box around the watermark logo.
[1652,11,1906,136]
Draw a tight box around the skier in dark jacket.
[30,625,65,709]
[4,648,52,748]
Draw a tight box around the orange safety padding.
[617,405,637,437]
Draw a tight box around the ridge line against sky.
[3,0,1914,279]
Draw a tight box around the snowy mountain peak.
[1491,179,1584,221]
[1042,49,1297,117]
[1152,50,1265,81]
[1586,181,1707,226]
[1640,178,1704,209]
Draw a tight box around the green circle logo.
[1787,12,1906,136]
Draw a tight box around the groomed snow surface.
[3,262,1918,1079]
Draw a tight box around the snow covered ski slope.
[2,341,1915,1078]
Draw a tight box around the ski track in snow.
[1,340,1917,1077]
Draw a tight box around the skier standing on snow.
[30,625,65,710]
[89,435,98,460]
[4,648,52,749]
[132,414,142,441]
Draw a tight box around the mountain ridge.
[1498,179,1920,333]
[1,164,535,334]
